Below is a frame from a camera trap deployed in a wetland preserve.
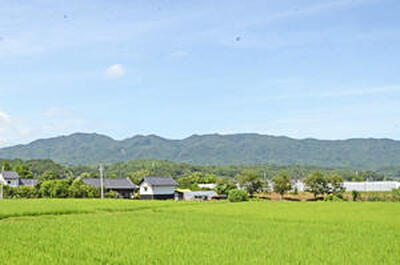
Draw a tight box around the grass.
[0,200,399,264]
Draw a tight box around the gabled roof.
[1,171,20,180]
[141,176,178,186]
[83,178,137,190]
[19,179,38,186]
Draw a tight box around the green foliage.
[105,190,119,198]
[13,164,33,178]
[129,169,152,185]
[228,189,249,202]
[324,194,344,201]
[1,161,12,171]
[327,173,345,195]
[215,177,237,195]
[39,179,71,198]
[237,170,264,196]
[272,170,292,197]
[13,186,37,198]
[352,190,361,201]
[392,188,400,202]
[304,171,329,198]
[177,172,217,190]
[39,170,61,182]
[2,133,400,170]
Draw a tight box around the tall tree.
[327,173,345,195]
[237,170,263,196]
[304,171,328,198]
[272,171,292,199]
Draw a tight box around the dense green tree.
[237,170,263,196]
[272,171,292,198]
[129,169,152,185]
[39,179,70,198]
[1,161,12,171]
[14,164,33,178]
[39,170,60,182]
[304,171,329,198]
[215,177,237,195]
[327,173,345,195]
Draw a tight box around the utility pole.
[99,164,104,199]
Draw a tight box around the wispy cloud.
[103,64,126,80]
[0,111,10,124]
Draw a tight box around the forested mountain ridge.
[0,132,399,169]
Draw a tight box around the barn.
[83,178,138,199]
[139,176,178,200]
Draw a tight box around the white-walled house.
[139,176,178,200]
[0,171,38,188]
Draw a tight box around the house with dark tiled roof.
[83,178,138,199]
[0,171,38,187]
[139,176,178,200]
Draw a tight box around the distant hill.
[0,132,399,169]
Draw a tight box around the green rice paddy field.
[0,200,399,265]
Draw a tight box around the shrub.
[228,189,248,202]
[105,190,119,198]
[14,186,38,199]
[324,194,344,202]
[366,193,386,202]
[352,190,360,201]
[392,188,400,202]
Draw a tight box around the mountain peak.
[0,133,399,169]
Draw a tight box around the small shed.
[175,190,218,201]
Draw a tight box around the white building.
[139,176,178,200]
[293,180,400,192]
[343,181,400,192]
[0,171,38,188]
[197,183,217,189]
[175,190,217,201]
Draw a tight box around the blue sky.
[0,0,399,146]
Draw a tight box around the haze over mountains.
[0,133,399,169]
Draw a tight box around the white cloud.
[0,111,10,124]
[103,64,126,80]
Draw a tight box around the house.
[83,178,138,199]
[139,176,178,200]
[197,183,217,189]
[0,171,38,187]
[175,189,218,201]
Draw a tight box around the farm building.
[0,171,38,187]
[139,176,178,200]
[292,180,400,192]
[175,189,218,201]
[83,178,137,199]
[197,183,217,189]
[343,181,400,192]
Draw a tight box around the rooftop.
[1,171,20,180]
[141,176,178,186]
[83,178,137,190]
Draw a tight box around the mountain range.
[0,132,399,169]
